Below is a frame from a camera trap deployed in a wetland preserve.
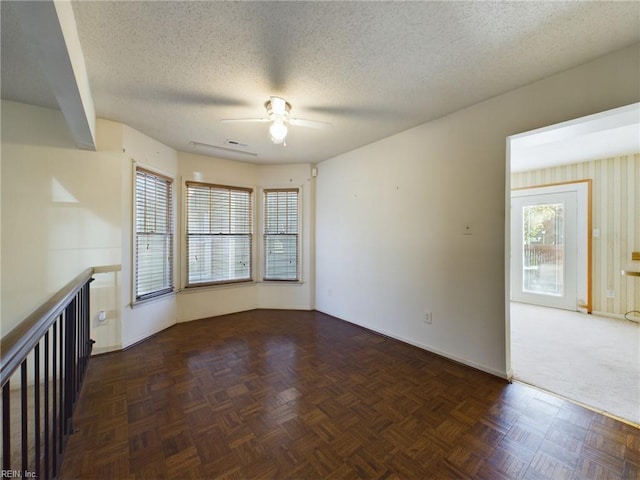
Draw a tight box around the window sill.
[179,281,257,294]
[176,280,306,295]
[131,290,177,308]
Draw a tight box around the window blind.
[264,189,299,281]
[135,168,174,300]
[186,182,253,286]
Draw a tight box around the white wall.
[177,152,258,321]
[119,125,179,348]
[315,43,640,378]
[5,43,637,371]
[256,164,315,310]
[0,101,179,352]
[0,104,3,332]
[176,153,315,322]
[1,102,316,352]
[1,101,122,344]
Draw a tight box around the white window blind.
[264,189,299,281]
[186,182,253,286]
[135,168,174,300]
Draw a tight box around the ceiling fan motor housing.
[266,96,291,121]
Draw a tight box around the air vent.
[189,141,257,157]
[225,139,249,148]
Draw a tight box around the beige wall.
[255,163,316,311]
[315,43,640,378]
[1,101,316,350]
[0,101,182,351]
[176,152,315,322]
[177,152,259,320]
[3,43,639,372]
[512,154,640,320]
[0,106,3,333]
[1,101,123,348]
[119,125,179,348]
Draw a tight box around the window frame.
[263,188,300,282]
[185,181,254,287]
[133,166,175,303]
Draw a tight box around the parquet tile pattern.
[60,310,639,479]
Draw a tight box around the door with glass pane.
[511,191,577,310]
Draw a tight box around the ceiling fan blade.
[289,118,332,129]
[220,118,270,124]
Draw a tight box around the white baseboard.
[91,345,121,355]
[315,308,509,380]
[122,320,175,349]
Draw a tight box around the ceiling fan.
[221,96,332,145]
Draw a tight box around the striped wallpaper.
[511,153,640,320]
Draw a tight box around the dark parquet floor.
[60,309,639,479]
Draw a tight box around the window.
[186,182,253,286]
[264,189,299,281]
[134,168,174,300]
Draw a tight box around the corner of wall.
[119,125,179,349]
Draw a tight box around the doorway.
[505,103,640,424]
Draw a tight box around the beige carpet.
[510,302,640,425]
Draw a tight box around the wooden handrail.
[0,267,94,387]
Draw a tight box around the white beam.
[11,0,96,150]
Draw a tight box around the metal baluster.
[44,331,50,480]
[84,283,89,369]
[76,290,81,396]
[34,343,41,478]
[52,322,57,474]
[58,315,64,456]
[78,288,83,384]
[74,294,78,402]
[64,300,76,433]
[82,285,86,381]
[2,380,10,471]
[21,361,28,475]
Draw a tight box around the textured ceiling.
[2,1,639,164]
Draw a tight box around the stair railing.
[1,267,95,479]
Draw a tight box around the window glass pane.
[264,189,298,280]
[135,169,173,300]
[230,190,251,234]
[212,188,229,233]
[136,233,172,297]
[188,235,251,284]
[522,203,564,296]
[186,183,253,285]
[265,235,297,280]
[187,185,211,234]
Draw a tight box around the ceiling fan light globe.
[269,120,288,142]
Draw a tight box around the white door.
[511,190,578,310]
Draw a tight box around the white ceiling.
[511,103,640,172]
[2,1,639,164]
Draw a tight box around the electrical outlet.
[424,311,432,324]
[607,290,616,299]
[97,310,107,324]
